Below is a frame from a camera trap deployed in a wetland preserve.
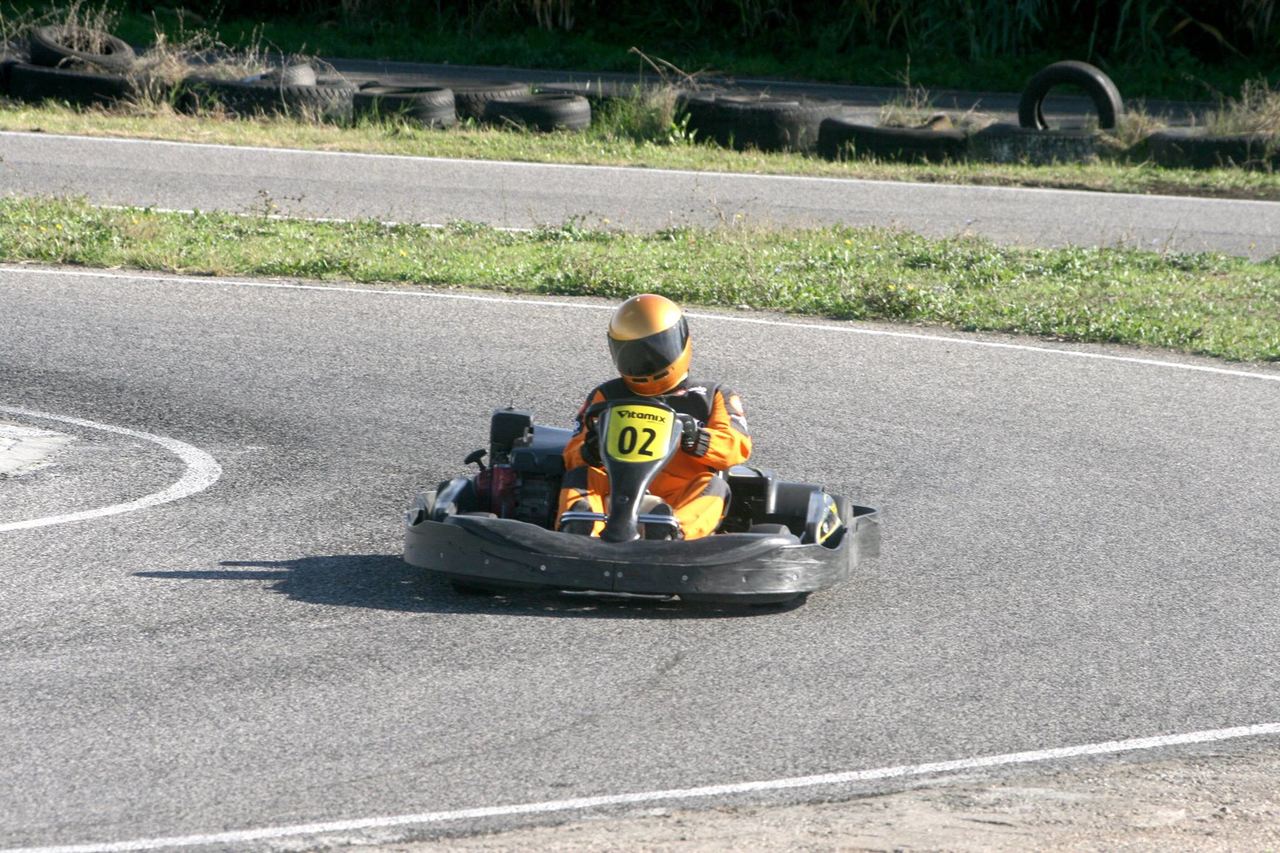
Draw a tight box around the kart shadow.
[134,554,802,619]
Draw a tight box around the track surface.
[2,266,1279,850]
[3,132,1278,257]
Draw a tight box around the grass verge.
[3,197,1277,362]
[3,101,1280,201]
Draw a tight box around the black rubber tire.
[443,81,530,121]
[7,61,138,107]
[1018,60,1123,131]
[353,85,456,127]
[178,74,356,123]
[1,56,15,95]
[675,92,727,144]
[969,122,1099,165]
[482,93,591,132]
[533,81,632,108]
[261,63,318,87]
[678,93,843,152]
[818,117,967,162]
[28,25,135,72]
[1147,127,1280,170]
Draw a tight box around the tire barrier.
[1019,60,1123,130]
[178,75,356,123]
[442,81,530,121]
[353,84,457,128]
[7,61,140,107]
[28,25,135,73]
[678,93,843,152]
[969,122,1100,164]
[481,93,591,132]
[1147,127,1280,170]
[818,117,967,162]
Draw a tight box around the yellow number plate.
[604,405,675,463]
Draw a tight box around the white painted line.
[5,264,1279,385]
[0,423,74,477]
[7,722,1279,853]
[0,405,222,533]
[3,129,1274,209]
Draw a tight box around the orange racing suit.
[557,378,752,540]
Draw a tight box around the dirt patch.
[343,741,1280,851]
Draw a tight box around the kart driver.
[557,294,752,540]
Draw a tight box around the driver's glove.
[676,414,711,458]
[581,423,602,467]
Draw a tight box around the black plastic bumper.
[404,502,879,602]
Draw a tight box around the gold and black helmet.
[607,294,691,396]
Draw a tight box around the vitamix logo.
[617,410,665,422]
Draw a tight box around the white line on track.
[5,264,1280,386]
[0,405,222,533]
[7,722,1280,853]
[5,129,1276,209]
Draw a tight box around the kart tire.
[28,25,135,72]
[178,74,356,123]
[354,84,457,127]
[443,81,529,121]
[1018,60,1123,130]
[7,61,138,107]
[482,93,591,132]
[818,117,967,162]
[969,122,1099,165]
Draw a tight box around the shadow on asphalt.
[134,555,801,619]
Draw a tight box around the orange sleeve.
[561,387,608,470]
[699,388,752,470]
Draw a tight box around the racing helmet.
[607,294,691,396]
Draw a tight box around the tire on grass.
[178,74,356,123]
[481,92,591,131]
[969,122,1099,165]
[1147,127,1280,170]
[678,93,843,152]
[442,81,529,121]
[7,61,138,107]
[28,25,135,72]
[1018,60,1123,131]
[353,84,456,127]
[818,117,966,162]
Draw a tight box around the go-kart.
[404,399,879,605]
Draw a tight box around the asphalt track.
[3,131,1279,258]
[2,265,1279,851]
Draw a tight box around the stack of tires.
[7,25,143,107]
[350,79,593,132]
[677,92,844,152]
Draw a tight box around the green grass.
[4,100,1280,201]
[3,196,1277,362]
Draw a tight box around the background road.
[3,132,1278,258]
[2,266,1279,849]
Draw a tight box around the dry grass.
[1204,79,1280,137]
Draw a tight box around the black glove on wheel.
[582,425,602,466]
[676,414,712,458]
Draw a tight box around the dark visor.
[609,317,688,377]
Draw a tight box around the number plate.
[604,404,675,463]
